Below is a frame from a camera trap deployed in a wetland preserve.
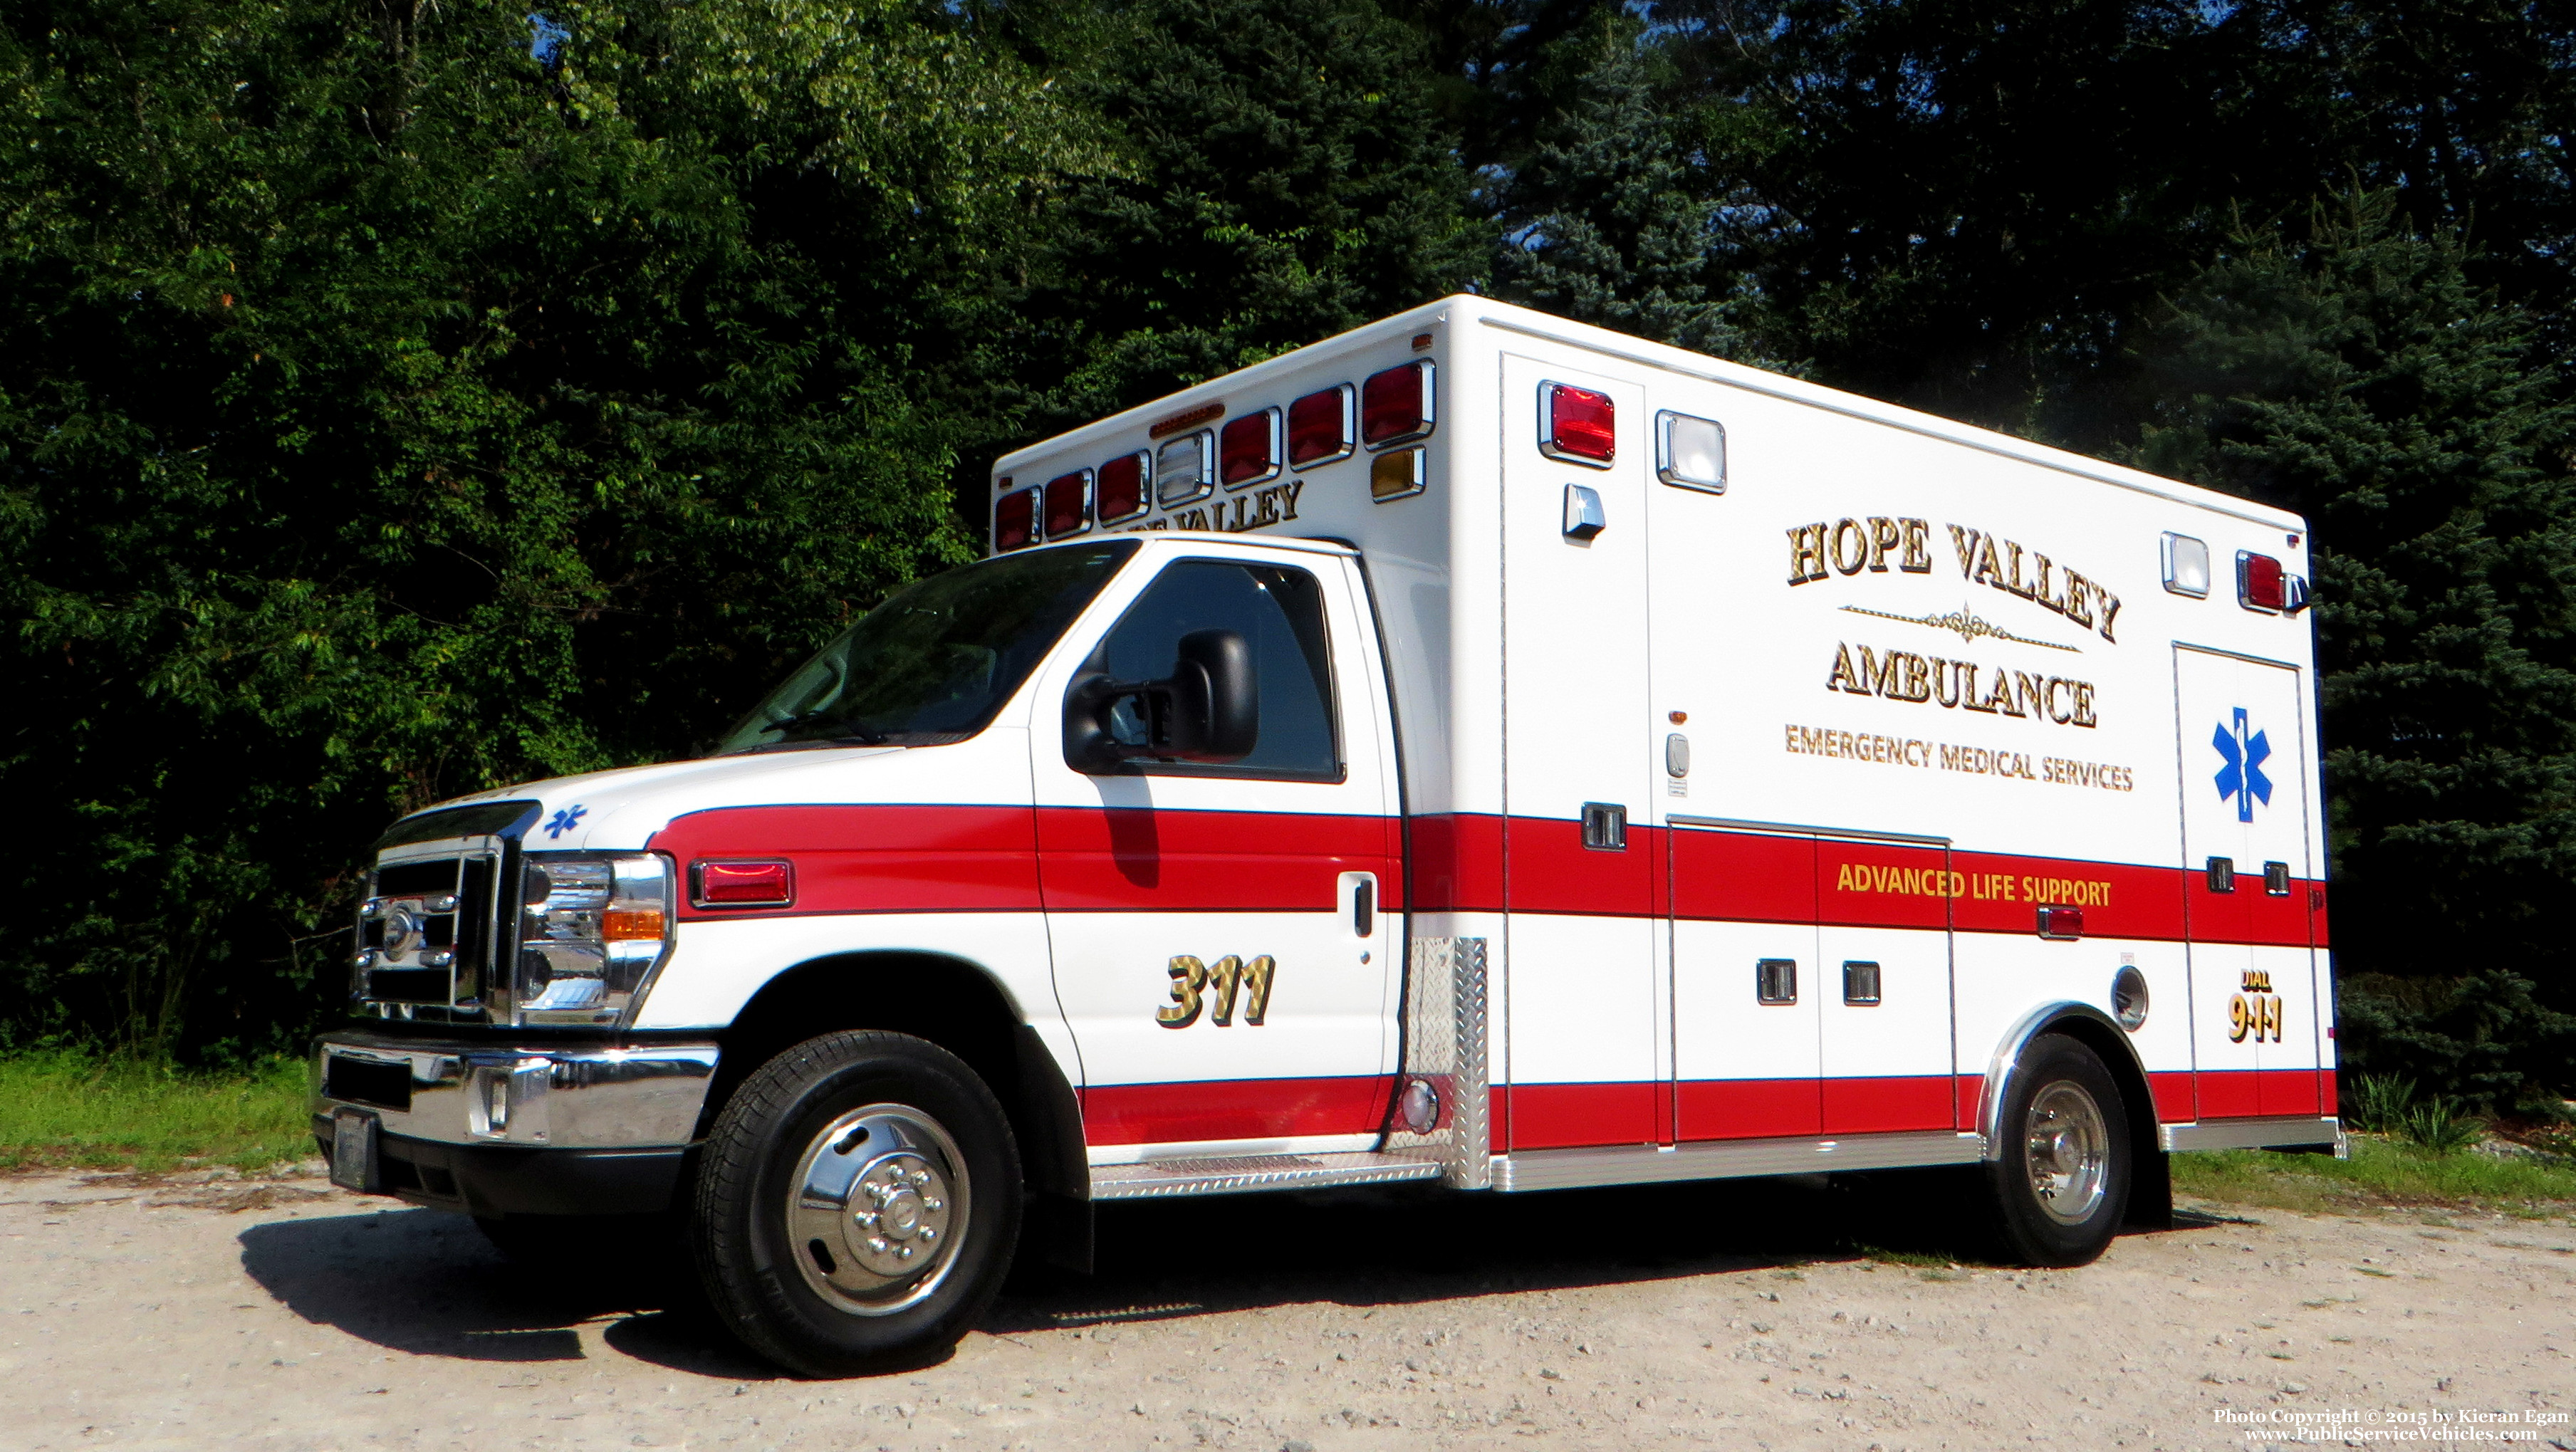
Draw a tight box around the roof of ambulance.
[994,295,2306,534]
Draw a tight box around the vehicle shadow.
[235,1206,779,1378]
[238,1168,2175,1378]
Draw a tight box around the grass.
[0,1053,316,1176]
[2173,1134,2576,1219]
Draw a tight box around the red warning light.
[1362,361,1434,447]
[1542,384,1616,464]
[1097,452,1147,523]
[1287,385,1354,469]
[994,489,1036,551]
[1043,471,1090,539]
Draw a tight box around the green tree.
[0,0,1097,1057]
[1489,14,1760,357]
[981,0,1487,441]
[2134,194,2576,1112]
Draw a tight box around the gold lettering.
[1827,642,1866,694]
[2031,553,2059,613]
[2097,588,2121,643]
[1157,956,1208,1028]
[1206,954,1243,1023]
[1973,533,2007,590]
[1900,518,1932,573]
[1278,477,1303,521]
[2003,540,2031,597]
[1867,516,1902,572]
[1788,524,1829,584]
[1242,954,1276,1024]
[1981,669,2020,715]
[1946,523,1979,579]
[1832,518,1870,575]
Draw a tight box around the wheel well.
[699,952,1086,1206]
[2033,1010,2170,1227]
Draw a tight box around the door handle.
[1353,877,1376,937]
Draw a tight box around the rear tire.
[1982,1033,2131,1267]
[690,1031,1022,1377]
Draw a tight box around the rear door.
[2174,645,2320,1118]
[1033,548,1401,1156]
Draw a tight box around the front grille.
[353,850,506,1020]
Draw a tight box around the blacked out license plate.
[330,1107,380,1192]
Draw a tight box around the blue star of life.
[2211,708,2273,822]
[543,804,588,839]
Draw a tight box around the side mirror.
[1063,628,1258,773]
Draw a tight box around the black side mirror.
[1063,628,1258,773]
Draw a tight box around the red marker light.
[694,860,794,907]
[2239,552,2285,612]
[1043,469,1091,539]
[994,489,1035,551]
[1097,451,1147,523]
[1287,385,1354,469]
[1219,409,1281,489]
[2037,905,2084,941]
[1362,360,1434,447]
[1542,383,1616,464]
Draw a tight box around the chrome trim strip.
[1382,936,1492,1189]
[2160,1116,2345,1154]
[1493,1130,1983,1193]
[316,1033,718,1149]
[1088,1151,1441,1201]
[1977,1001,2154,1161]
[1665,815,1951,847]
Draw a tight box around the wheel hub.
[2023,1079,2109,1226]
[787,1104,969,1317]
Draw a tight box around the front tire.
[691,1031,1023,1375]
[1982,1033,2131,1267]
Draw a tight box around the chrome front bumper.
[313,1031,719,1149]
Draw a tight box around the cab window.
[1093,560,1342,781]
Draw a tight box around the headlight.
[516,852,675,1025]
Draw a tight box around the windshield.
[712,541,1136,755]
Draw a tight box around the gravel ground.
[2,1164,2570,1451]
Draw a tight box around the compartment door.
[1497,354,1660,1150]
[2174,646,2320,1118]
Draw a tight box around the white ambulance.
[313,296,2342,1374]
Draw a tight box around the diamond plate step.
[1087,1150,1443,1201]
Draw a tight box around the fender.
[1977,1001,2155,1163]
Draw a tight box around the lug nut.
[866,1237,888,1255]
[919,1227,937,1243]
[853,1211,877,1229]
[922,1198,941,1213]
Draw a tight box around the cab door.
[1031,548,1401,1157]
[2174,645,2320,1118]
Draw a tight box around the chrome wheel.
[786,1102,971,1317]
[2023,1079,2109,1226]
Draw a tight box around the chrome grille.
[350,800,538,1025]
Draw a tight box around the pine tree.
[979,0,1487,437]
[1490,16,1755,358]
[2134,193,2576,1112]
